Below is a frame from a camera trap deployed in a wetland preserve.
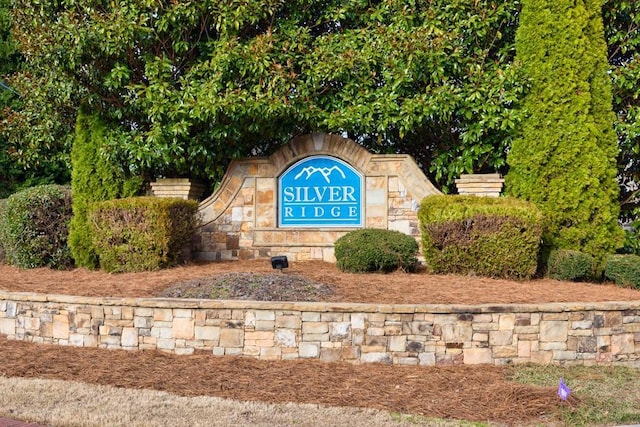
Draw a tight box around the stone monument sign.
[193,133,441,262]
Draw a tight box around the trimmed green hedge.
[0,185,74,269]
[89,197,199,273]
[334,228,419,273]
[546,249,594,282]
[418,195,542,279]
[604,254,640,288]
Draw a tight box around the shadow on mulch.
[0,337,574,425]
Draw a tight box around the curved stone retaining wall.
[1,291,639,367]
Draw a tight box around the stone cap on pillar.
[454,173,504,197]
[150,178,207,200]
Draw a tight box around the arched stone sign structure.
[194,133,441,262]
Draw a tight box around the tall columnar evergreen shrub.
[68,108,141,268]
[505,0,624,264]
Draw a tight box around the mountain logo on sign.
[294,166,346,183]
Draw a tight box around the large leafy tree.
[0,0,69,198]
[3,0,640,202]
[0,0,21,198]
[605,0,640,219]
[0,0,16,97]
[3,0,522,190]
[506,0,624,261]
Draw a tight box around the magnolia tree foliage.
[0,0,70,198]
[3,0,522,189]
[0,0,16,84]
[506,0,624,261]
[0,0,17,197]
[604,1,640,218]
[1,0,639,203]
[0,0,24,198]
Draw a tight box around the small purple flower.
[558,377,571,401]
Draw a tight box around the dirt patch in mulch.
[0,259,633,425]
[160,272,335,301]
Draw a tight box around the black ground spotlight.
[270,255,289,272]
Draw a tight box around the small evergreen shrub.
[0,185,74,269]
[604,254,640,288]
[418,195,542,280]
[89,197,199,273]
[334,228,419,273]
[546,249,594,281]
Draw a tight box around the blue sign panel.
[278,156,363,227]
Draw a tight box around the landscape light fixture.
[271,255,289,272]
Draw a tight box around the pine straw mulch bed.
[0,336,568,425]
[1,259,637,425]
[2,259,640,304]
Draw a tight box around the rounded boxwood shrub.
[334,228,419,273]
[0,185,74,269]
[604,254,640,288]
[546,249,594,281]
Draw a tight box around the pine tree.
[505,0,624,264]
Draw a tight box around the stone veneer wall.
[2,291,639,367]
[193,133,441,262]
